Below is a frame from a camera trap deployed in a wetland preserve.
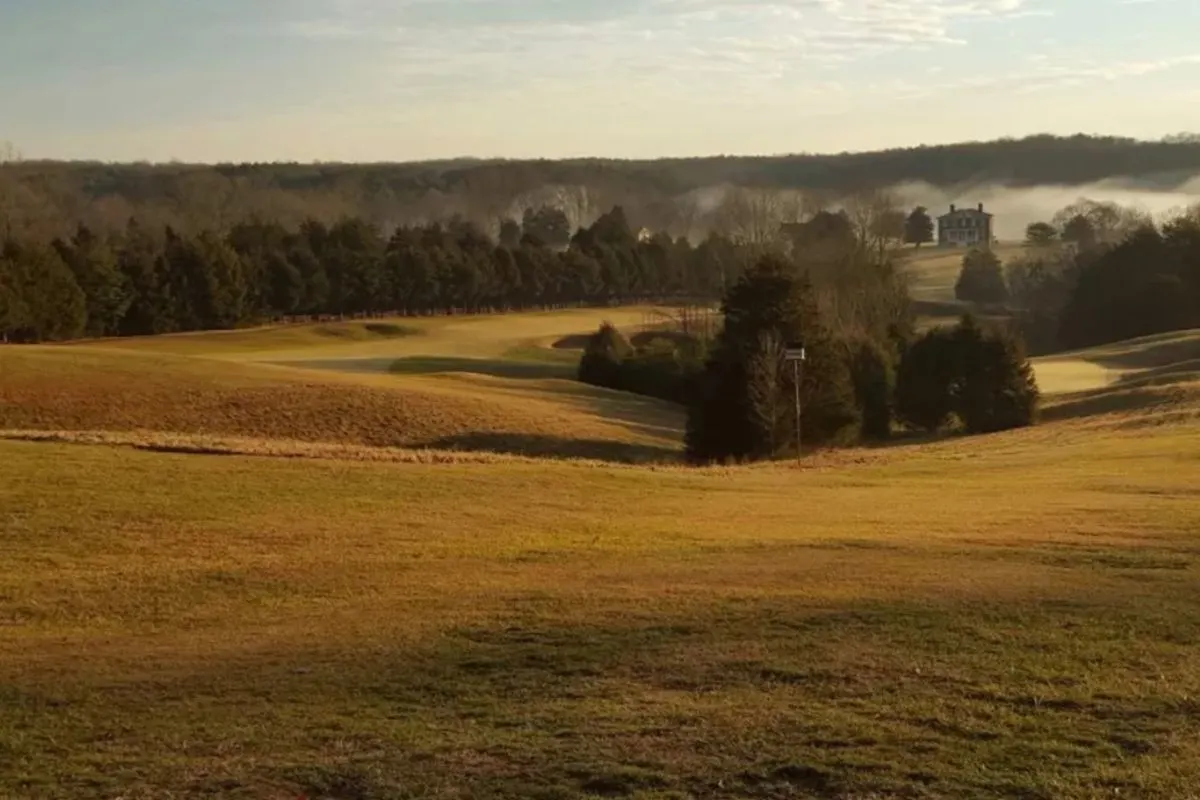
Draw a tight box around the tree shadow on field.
[390,356,572,380]
[421,431,680,463]
[536,388,686,443]
[551,333,591,350]
[18,595,1200,800]
[1072,332,1200,371]
[1040,369,1199,423]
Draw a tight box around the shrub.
[896,316,1038,435]
[578,322,632,389]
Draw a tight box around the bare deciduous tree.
[747,329,790,455]
[714,186,803,254]
[842,188,905,262]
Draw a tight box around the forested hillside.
[4,134,1200,239]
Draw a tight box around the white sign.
[785,347,806,361]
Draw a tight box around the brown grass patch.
[0,347,682,461]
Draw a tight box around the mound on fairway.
[1036,329,1200,423]
[0,347,683,461]
[75,319,423,357]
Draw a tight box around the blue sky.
[2,0,1199,162]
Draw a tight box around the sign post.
[784,343,806,465]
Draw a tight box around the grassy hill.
[901,244,1028,305]
[3,386,1200,798]
[3,309,1200,798]
[1,309,684,462]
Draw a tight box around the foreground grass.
[3,414,1200,799]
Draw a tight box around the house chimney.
[950,204,956,213]
[978,202,984,212]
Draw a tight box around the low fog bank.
[891,177,1200,241]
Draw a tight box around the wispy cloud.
[8,0,1198,161]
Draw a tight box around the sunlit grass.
[2,411,1200,798]
[4,305,1200,797]
[900,243,1028,304]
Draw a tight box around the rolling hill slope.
[0,308,686,462]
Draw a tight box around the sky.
[2,0,1200,163]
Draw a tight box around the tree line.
[0,207,749,343]
[5,133,1200,242]
[948,200,1200,353]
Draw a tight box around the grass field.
[3,309,684,462]
[4,300,1200,798]
[900,244,1028,305]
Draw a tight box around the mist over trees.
[986,203,1200,354]
[4,134,1200,243]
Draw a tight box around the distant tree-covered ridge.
[4,134,1200,240]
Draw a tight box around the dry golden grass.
[1035,328,1200,403]
[2,404,1200,798]
[82,307,661,364]
[900,243,1028,304]
[5,309,1200,797]
[0,346,682,461]
[2,307,684,461]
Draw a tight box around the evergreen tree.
[117,221,176,336]
[578,321,633,389]
[0,254,28,341]
[895,327,960,433]
[685,255,857,463]
[1,238,87,341]
[955,248,1009,304]
[896,316,1038,434]
[957,321,1040,433]
[904,206,935,248]
[850,339,895,441]
[55,225,131,337]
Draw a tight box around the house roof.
[939,207,993,219]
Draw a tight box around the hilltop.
[0,309,685,462]
[5,134,1200,238]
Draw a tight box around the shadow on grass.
[314,321,422,341]
[16,594,1200,799]
[390,356,573,380]
[1041,375,1197,423]
[1069,330,1200,371]
[278,357,399,374]
[552,333,592,350]
[420,431,680,463]
[542,388,686,441]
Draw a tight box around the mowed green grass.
[3,410,1200,799]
